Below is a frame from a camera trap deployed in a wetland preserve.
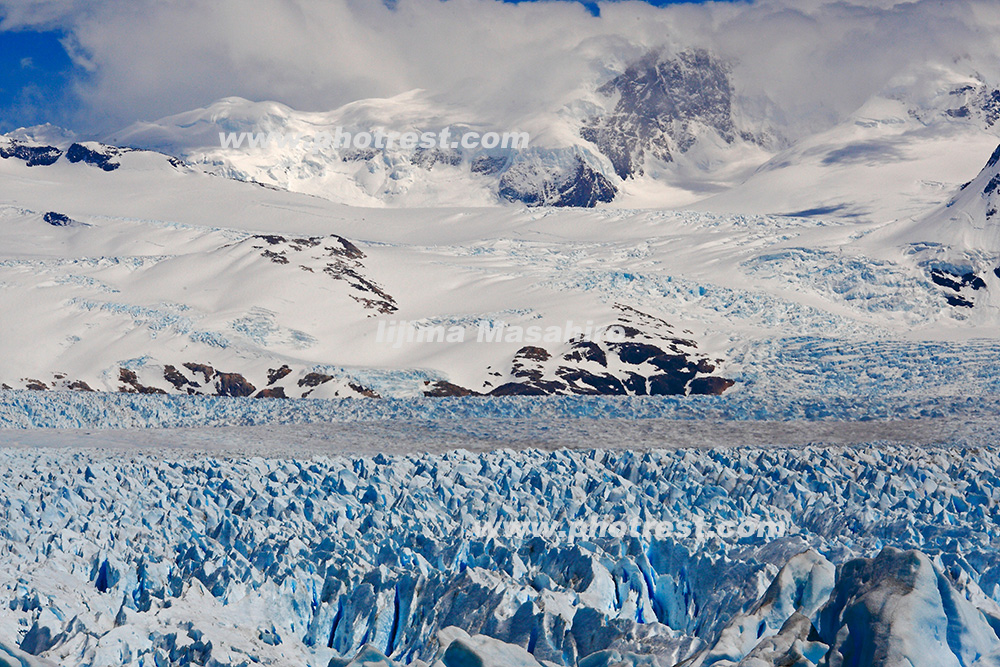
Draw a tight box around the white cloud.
[2,0,999,135]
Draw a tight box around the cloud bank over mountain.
[2,0,1000,136]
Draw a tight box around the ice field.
[4,440,1000,667]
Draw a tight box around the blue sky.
[0,30,81,132]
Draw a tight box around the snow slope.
[698,65,1000,222]
[847,139,1000,316]
[3,131,1000,403]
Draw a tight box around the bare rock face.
[0,138,62,166]
[411,148,463,169]
[491,304,734,396]
[689,376,736,396]
[267,365,292,386]
[489,380,559,396]
[163,365,198,391]
[933,83,1000,129]
[118,368,167,395]
[347,383,381,399]
[183,363,215,383]
[3,360,381,400]
[299,372,335,388]
[423,381,482,397]
[909,143,1000,310]
[65,142,130,171]
[43,212,81,227]
[581,49,756,179]
[424,304,735,397]
[498,156,617,208]
[214,372,256,398]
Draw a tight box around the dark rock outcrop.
[242,235,396,314]
[647,373,690,396]
[471,155,509,175]
[581,49,751,179]
[183,363,215,383]
[118,368,167,395]
[487,305,731,397]
[428,304,734,398]
[498,156,616,208]
[65,143,128,171]
[347,382,381,399]
[299,372,334,388]
[930,269,987,292]
[215,372,256,398]
[489,382,554,396]
[927,268,987,309]
[163,365,198,390]
[0,140,62,166]
[43,212,79,227]
[411,148,462,169]
[423,381,483,397]
[267,365,292,385]
[689,376,736,395]
[8,362,380,399]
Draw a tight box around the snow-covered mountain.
[580,49,770,180]
[887,141,1000,262]
[4,124,1000,400]
[0,133,744,398]
[853,140,1000,313]
[698,64,1000,222]
[108,48,775,210]
[105,54,1000,223]
[109,92,626,209]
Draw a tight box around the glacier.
[6,29,1000,667]
[2,391,1000,430]
[3,443,1000,666]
